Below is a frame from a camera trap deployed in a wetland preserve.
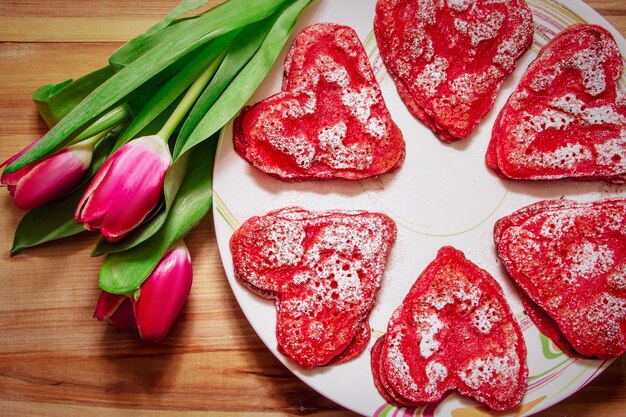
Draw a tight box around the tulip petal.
[134,241,192,341]
[94,290,127,321]
[75,135,171,241]
[11,146,91,211]
[75,147,122,228]
[1,137,42,168]
[108,298,137,330]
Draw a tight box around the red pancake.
[371,337,421,407]
[373,247,527,411]
[518,287,594,359]
[230,207,396,368]
[487,24,626,182]
[233,23,405,181]
[374,0,533,142]
[495,198,626,358]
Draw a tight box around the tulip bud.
[75,135,171,242]
[133,241,193,342]
[94,291,137,330]
[1,141,93,211]
[93,241,192,341]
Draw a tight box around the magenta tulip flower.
[1,141,93,211]
[75,135,171,242]
[93,291,137,330]
[134,241,193,341]
[94,241,193,342]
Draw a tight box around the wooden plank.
[0,1,224,42]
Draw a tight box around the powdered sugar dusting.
[471,300,503,334]
[387,333,419,392]
[377,247,526,408]
[416,313,444,358]
[318,122,373,170]
[342,87,380,124]
[569,242,615,281]
[607,265,626,291]
[261,219,306,267]
[594,133,626,169]
[414,57,449,98]
[267,132,316,169]
[497,199,626,357]
[530,48,608,96]
[366,118,387,139]
[531,143,594,170]
[447,0,474,12]
[425,361,448,394]
[454,11,505,47]
[503,87,626,177]
[459,349,521,394]
[583,106,626,125]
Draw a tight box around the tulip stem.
[157,50,228,142]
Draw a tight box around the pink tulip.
[94,291,137,330]
[75,135,171,242]
[1,136,42,168]
[1,141,93,211]
[94,241,193,341]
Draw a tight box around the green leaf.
[84,125,126,180]
[6,0,291,174]
[70,104,131,145]
[109,0,213,69]
[10,128,122,254]
[112,32,237,152]
[10,186,87,255]
[32,66,115,127]
[173,0,313,159]
[98,135,218,294]
[176,17,275,146]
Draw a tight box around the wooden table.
[1,1,625,416]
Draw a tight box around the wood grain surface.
[1,1,625,416]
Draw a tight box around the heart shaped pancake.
[487,24,626,182]
[374,0,533,142]
[230,207,396,368]
[233,23,405,181]
[372,247,527,410]
[495,198,626,358]
[517,286,594,358]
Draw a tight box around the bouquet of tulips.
[1,0,313,341]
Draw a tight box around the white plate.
[213,1,626,416]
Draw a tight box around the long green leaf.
[10,129,121,254]
[71,104,131,144]
[32,66,115,127]
[111,33,237,152]
[109,0,212,69]
[176,17,274,146]
[173,0,313,159]
[98,136,218,294]
[10,187,87,255]
[6,0,291,174]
